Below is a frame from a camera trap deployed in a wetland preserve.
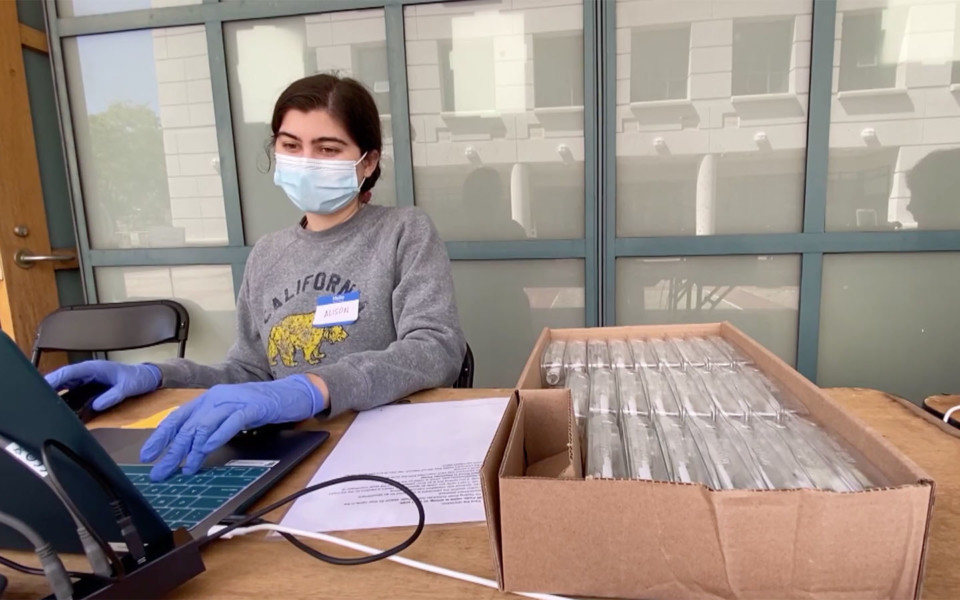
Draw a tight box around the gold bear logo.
[267,312,348,368]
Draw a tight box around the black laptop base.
[0,330,327,556]
[0,427,327,554]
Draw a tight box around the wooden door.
[0,3,75,368]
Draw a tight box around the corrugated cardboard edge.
[495,392,533,593]
[523,388,582,479]
[565,387,583,478]
[479,392,518,589]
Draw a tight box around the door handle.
[14,249,75,269]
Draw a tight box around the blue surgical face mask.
[273,152,368,215]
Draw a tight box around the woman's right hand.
[45,361,162,411]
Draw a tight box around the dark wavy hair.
[270,73,382,201]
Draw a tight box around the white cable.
[208,524,571,600]
[943,404,960,424]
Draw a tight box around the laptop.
[0,331,328,555]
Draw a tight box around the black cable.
[0,572,7,597]
[276,529,383,566]
[0,553,112,582]
[0,431,122,579]
[205,474,425,565]
[0,554,41,576]
[42,439,146,566]
[41,440,119,502]
[39,442,125,576]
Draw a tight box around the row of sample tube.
[540,337,883,492]
[540,337,753,385]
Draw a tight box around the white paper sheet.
[279,397,510,533]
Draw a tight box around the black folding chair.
[31,300,190,367]
[453,342,474,389]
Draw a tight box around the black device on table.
[57,381,112,424]
[0,331,328,569]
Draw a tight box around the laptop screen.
[0,331,173,555]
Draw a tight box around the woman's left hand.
[140,375,326,481]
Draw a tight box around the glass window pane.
[95,265,236,365]
[616,1,811,237]
[452,259,584,387]
[225,11,397,243]
[57,0,201,18]
[818,253,960,403]
[631,27,690,102]
[615,255,800,364]
[837,11,900,92]
[64,27,227,249]
[827,1,960,232]
[732,19,794,96]
[405,1,585,241]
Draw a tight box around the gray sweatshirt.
[156,204,466,417]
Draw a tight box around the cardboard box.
[480,322,935,599]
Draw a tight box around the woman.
[46,74,466,482]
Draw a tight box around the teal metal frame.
[794,0,837,378]
[205,20,244,249]
[43,0,960,384]
[600,0,615,325]
[44,0,600,324]
[44,0,97,301]
[384,4,415,209]
[601,0,960,381]
[583,0,600,327]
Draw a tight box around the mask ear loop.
[356,152,369,191]
[355,151,373,202]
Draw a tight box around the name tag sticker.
[314,290,360,327]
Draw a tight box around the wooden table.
[836,389,960,599]
[5,388,960,599]
[922,394,960,428]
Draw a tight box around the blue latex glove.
[140,375,326,482]
[45,361,162,411]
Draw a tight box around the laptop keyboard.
[120,464,270,530]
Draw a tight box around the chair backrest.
[453,342,474,389]
[31,300,190,367]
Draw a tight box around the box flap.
[479,392,518,590]
[515,388,582,478]
[518,389,573,465]
[526,451,575,478]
